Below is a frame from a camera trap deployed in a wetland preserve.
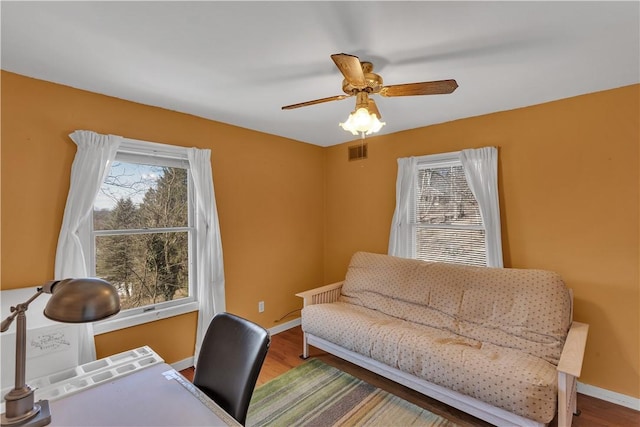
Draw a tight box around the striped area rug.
[247,358,459,426]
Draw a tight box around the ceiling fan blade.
[282,94,349,110]
[331,53,367,88]
[379,79,458,97]
[368,99,382,119]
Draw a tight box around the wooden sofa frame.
[297,281,589,427]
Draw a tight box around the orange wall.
[95,312,198,360]
[0,71,325,363]
[2,70,638,399]
[324,84,639,398]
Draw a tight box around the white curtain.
[187,148,226,364]
[55,130,122,363]
[460,147,503,267]
[388,157,417,258]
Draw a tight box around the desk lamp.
[1,278,120,427]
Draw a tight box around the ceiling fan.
[282,53,458,136]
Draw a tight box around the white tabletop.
[47,363,240,426]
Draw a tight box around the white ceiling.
[2,1,638,147]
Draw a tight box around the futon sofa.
[297,252,588,427]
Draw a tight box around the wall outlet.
[258,301,265,313]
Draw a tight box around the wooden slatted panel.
[312,287,341,304]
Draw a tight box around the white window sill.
[93,301,199,335]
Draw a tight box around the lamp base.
[1,400,51,427]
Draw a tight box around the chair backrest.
[193,312,271,425]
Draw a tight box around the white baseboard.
[578,382,640,411]
[171,356,194,372]
[268,317,301,335]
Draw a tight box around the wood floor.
[181,326,639,427]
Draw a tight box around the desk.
[47,363,240,426]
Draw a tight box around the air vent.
[348,143,368,161]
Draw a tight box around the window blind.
[413,164,487,266]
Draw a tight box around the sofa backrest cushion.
[339,252,572,364]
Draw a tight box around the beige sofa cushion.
[302,302,558,423]
[339,252,572,364]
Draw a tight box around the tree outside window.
[93,161,192,311]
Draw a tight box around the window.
[89,140,200,333]
[57,131,225,361]
[389,148,502,268]
[93,155,194,312]
[414,159,485,266]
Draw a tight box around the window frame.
[89,138,199,335]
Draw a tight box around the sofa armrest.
[558,321,589,377]
[556,321,589,427]
[295,281,344,307]
[295,281,344,359]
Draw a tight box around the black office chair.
[193,312,271,425]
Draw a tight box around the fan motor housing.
[342,62,384,95]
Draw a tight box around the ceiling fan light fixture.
[283,53,455,139]
[339,107,386,136]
